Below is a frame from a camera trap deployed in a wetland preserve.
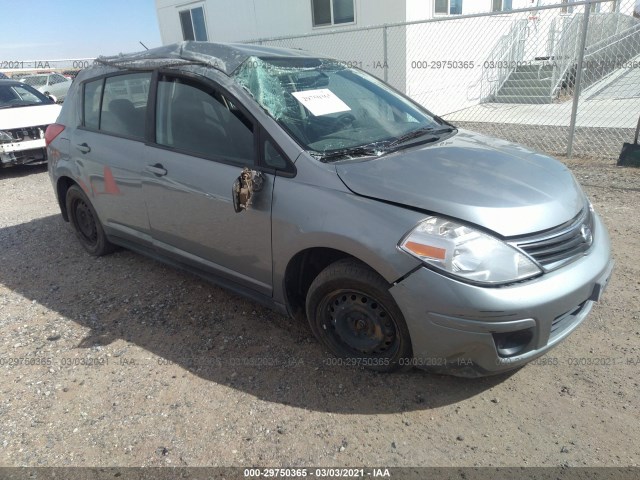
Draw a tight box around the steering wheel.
[334,113,357,130]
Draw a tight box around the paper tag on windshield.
[291,89,351,116]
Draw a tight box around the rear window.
[82,72,151,141]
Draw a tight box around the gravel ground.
[0,158,638,469]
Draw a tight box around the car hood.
[0,104,61,130]
[335,129,585,237]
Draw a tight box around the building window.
[492,0,512,12]
[434,0,463,15]
[179,6,208,41]
[312,0,355,27]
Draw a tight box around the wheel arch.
[282,246,395,322]
[56,176,78,222]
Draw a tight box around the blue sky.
[2,0,162,60]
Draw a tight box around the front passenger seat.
[171,91,227,158]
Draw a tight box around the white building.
[155,0,637,114]
[155,0,622,44]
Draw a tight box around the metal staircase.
[493,64,556,104]
[489,12,640,104]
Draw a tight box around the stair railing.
[467,18,528,101]
[547,13,583,98]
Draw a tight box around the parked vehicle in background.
[0,80,61,168]
[46,42,613,376]
[8,73,30,80]
[0,72,8,79]
[20,73,72,102]
[62,70,81,81]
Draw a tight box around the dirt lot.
[0,157,638,469]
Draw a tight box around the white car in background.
[20,73,72,102]
[0,79,61,168]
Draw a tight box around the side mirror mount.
[232,168,264,213]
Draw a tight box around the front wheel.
[66,185,115,256]
[306,259,413,372]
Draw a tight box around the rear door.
[71,72,152,245]
[142,73,275,295]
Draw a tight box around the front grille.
[0,147,46,167]
[6,125,48,142]
[513,208,594,271]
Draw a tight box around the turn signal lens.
[400,216,542,285]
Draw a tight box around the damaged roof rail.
[92,41,321,76]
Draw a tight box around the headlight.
[0,130,13,144]
[399,216,542,285]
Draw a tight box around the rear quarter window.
[83,79,104,130]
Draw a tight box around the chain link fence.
[3,1,638,158]
[0,59,95,103]
[249,0,640,158]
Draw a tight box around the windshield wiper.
[388,126,456,148]
[313,146,381,162]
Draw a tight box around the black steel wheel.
[306,259,412,372]
[66,185,115,256]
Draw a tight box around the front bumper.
[390,212,614,377]
[0,138,47,167]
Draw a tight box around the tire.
[306,259,413,372]
[66,185,115,256]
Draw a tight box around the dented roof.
[95,41,321,76]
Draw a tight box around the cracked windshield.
[234,56,451,158]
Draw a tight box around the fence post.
[567,1,592,158]
[383,25,389,83]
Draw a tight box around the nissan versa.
[45,42,613,376]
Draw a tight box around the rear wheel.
[66,185,115,256]
[306,259,412,372]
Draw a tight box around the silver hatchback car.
[46,42,613,376]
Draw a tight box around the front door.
[143,73,274,295]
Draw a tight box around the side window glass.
[100,73,151,140]
[83,79,104,130]
[14,86,40,103]
[156,77,254,165]
[264,140,288,169]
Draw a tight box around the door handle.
[76,143,91,154]
[146,163,167,176]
